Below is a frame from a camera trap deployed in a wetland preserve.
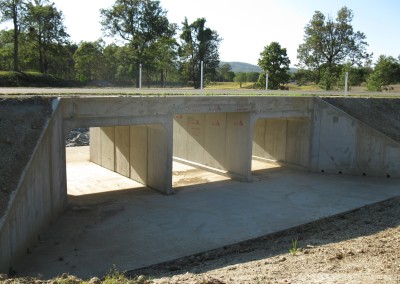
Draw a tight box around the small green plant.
[289,238,300,256]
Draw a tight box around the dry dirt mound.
[0,97,53,218]
[322,97,400,143]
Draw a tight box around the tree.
[0,0,27,71]
[74,40,107,82]
[0,29,14,70]
[297,6,370,90]
[367,55,400,91]
[179,17,221,88]
[257,41,290,90]
[151,33,178,87]
[25,0,69,73]
[100,0,172,86]
[246,72,260,82]
[234,72,247,88]
[218,63,234,82]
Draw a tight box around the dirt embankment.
[0,97,53,218]
[322,97,400,143]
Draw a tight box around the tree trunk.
[39,44,45,73]
[160,70,164,88]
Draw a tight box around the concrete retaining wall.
[311,99,400,177]
[0,100,67,273]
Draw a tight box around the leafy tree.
[74,40,107,82]
[338,63,371,89]
[47,42,76,80]
[179,17,221,88]
[218,63,234,82]
[100,0,172,87]
[151,34,178,87]
[257,41,290,90]
[104,44,137,85]
[25,0,69,73]
[367,55,400,91]
[297,6,370,90]
[246,71,260,82]
[234,72,247,87]
[0,0,27,71]
[291,69,315,86]
[0,29,14,70]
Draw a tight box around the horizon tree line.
[1,1,399,90]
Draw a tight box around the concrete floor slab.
[14,147,400,279]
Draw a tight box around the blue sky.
[4,0,399,66]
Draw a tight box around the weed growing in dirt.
[289,238,300,256]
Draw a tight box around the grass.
[205,81,257,89]
[289,238,300,256]
[0,71,81,87]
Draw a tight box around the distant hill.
[220,62,262,73]
[221,62,298,74]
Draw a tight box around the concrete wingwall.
[311,98,400,178]
[0,99,67,273]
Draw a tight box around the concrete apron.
[15,147,400,279]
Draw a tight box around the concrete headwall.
[0,99,67,273]
[311,99,400,177]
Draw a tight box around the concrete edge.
[0,98,61,272]
[0,98,59,228]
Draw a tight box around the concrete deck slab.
[14,147,400,279]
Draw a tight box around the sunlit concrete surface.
[13,146,400,279]
[66,146,233,195]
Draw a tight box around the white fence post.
[200,61,204,90]
[139,64,142,89]
[265,72,269,90]
[344,72,348,96]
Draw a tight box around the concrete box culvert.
[2,95,400,274]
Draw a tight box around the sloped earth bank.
[0,97,53,218]
[322,97,400,143]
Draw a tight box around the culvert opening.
[251,118,311,176]
[172,113,234,189]
[66,125,231,198]
[65,127,146,199]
